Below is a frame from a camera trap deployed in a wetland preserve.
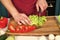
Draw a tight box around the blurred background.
[46,0,56,16]
[46,0,60,16]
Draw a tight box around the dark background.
[46,0,56,16]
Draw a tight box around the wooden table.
[6,16,60,36]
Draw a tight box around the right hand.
[36,0,48,12]
[12,13,31,25]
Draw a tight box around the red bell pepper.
[0,17,8,28]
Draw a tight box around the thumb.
[36,4,39,12]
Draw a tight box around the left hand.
[36,0,48,12]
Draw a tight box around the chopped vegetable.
[58,15,60,22]
[29,15,47,27]
[8,24,36,33]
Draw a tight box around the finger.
[24,17,31,24]
[45,1,48,9]
[22,17,31,25]
[14,18,22,25]
[39,4,44,12]
[22,14,31,24]
[36,4,39,12]
[38,1,45,12]
[41,3,46,11]
[24,19,30,25]
[15,19,22,25]
[18,22,22,25]
[39,0,47,10]
[20,20,27,25]
[43,0,48,10]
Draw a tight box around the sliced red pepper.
[18,25,36,33]
[15,26,20,33]
[28,25,36,32]
[8,23,15,33]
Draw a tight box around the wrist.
[10,11,19,17]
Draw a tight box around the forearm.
[1,0,19,16]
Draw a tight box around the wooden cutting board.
[6,16,60,36]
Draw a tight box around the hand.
[12,13,31,25]
[36,0,48,12]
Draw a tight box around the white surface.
[55,35,60,40]
[0,29,5,36]
[38,36,47,40]
[15,36,38,40]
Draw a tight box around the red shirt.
[12,0,46,16]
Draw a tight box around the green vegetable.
[5,36,15,40]
[29,15,47,27]
[38,16,47,26]
[29,15,38,26]
[0,34,8,40]
[58,15,60,22]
